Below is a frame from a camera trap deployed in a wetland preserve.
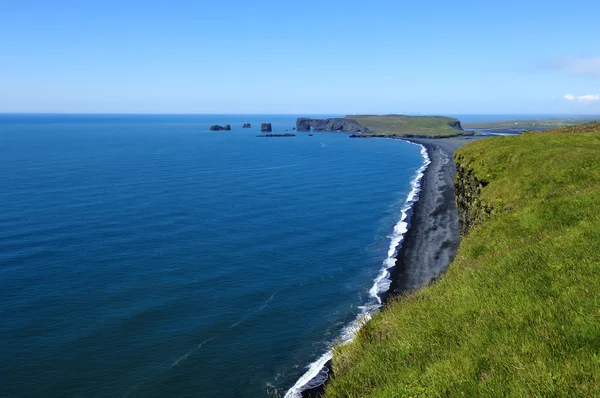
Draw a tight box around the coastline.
[288,136,478,397]
[388,137,472,295]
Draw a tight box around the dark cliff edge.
[210,124,231,131]
[453,154,494,235]
[296,118,365,133]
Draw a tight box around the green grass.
[462,117,599,130]
[347,115,463,137]
[324,122,600,397]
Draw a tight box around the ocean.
[0,114,425,397]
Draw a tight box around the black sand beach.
[388,137,477,295]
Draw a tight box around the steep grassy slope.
[325,123,600,397]
[348,115,463,137]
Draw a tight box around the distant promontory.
[295,115,466,138]
[296,118,365,133]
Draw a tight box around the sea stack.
[242,123,251,128]
[210,124,231,131]
[261,123,272,132]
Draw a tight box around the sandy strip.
[388,137,477,295]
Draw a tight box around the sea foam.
[284,142,431,398]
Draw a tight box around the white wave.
[232,290,279,328]
[170,337,214,368]
[284,142,430,398]
[259,292,277,311]
[369,143,430,304]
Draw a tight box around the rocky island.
[242,123,251,128]
[210,124,231,131]
[261,123,272,132]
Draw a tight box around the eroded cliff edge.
[453,154,493,235]
[296,118,365,132]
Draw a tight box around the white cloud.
[549,57,600,77]
[564,93,600,102]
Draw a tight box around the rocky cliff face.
[296,118,365,132]
[454,154,493,235]
[446,120,463,130]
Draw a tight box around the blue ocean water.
[0,114,424,397]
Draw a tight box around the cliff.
[324,122,600,397]
[453,157,492,235]
[296,118,365,133]
[210,124,231,131]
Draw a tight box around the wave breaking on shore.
[284,142,431,398]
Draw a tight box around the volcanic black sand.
[388,137,480,295]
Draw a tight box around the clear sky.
[1,0,599,114]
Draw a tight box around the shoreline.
[288,136,477,397]
[388,137,471,295]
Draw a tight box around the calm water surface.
[0,114,423,397]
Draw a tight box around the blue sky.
[1,0,599,114]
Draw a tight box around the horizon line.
[1,112,599,117]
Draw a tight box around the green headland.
[347,114,464,137]
[324,122,600,397]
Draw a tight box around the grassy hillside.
[325,122,600,397]
[347,115,463,137]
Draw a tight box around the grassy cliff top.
[325,122,600,397]
[346,114,463,137]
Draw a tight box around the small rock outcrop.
[257,133,295,137]
[296,118,365,133]
[210,124,231,131]
[242,123,251,128]
[261,123,272,132]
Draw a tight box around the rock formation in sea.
[257,133,295,137]
[243,123,251,128]
[210,125,231,131]
[296,118,365,133]
[261,123,273,132]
